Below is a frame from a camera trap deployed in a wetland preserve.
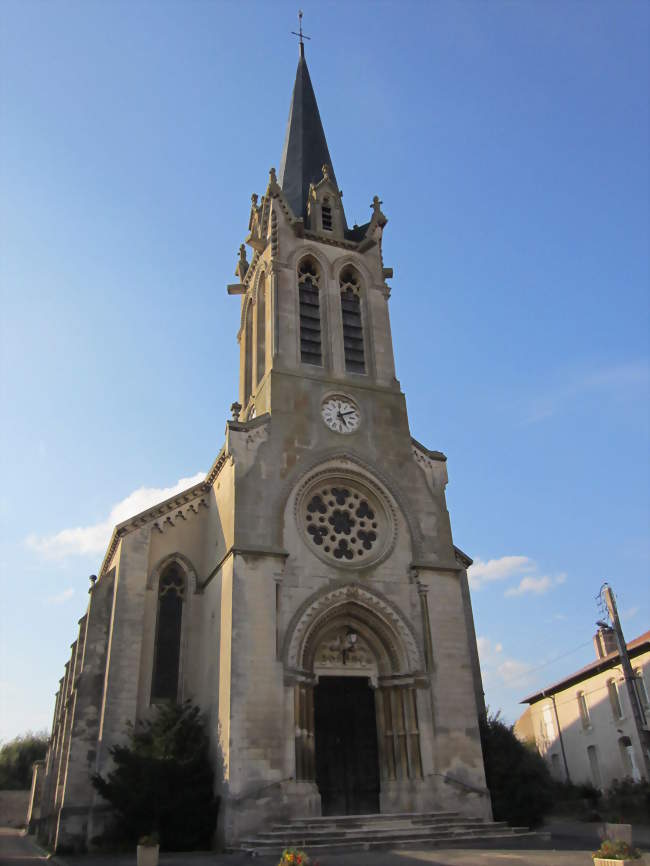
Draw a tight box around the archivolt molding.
[281,450,425,560]
[238,292,254,340]
[331,252,377,289]
[147,552,200,594]
[252,260,269,303]
[287,244,331,279]
[284,581,423,675]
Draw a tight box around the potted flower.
[278,848,314,866]
[593,838,642,865]
[137,833,160,866]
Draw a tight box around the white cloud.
[477,636,533,688]
[505,573,566,597]
[26,472,205,560]
[468,555,534,590]
[43,587,75,605]
[525,360,650,424]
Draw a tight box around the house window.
[298,257,322,366]
[634,668,649,710]
[256,275,266,386]
[151,563,185,703]
[339,267,365,373]
[618,736,641,782]
[577,691,590,729]
[244,300,253,405]
[551,753,561,777]
[608,678,623,720]
[541,703,555,742]
[587,745,602,789]
[321,199,332,231]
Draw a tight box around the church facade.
[31,45,491,852]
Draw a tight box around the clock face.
[321,396,361,434]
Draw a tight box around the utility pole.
[602,583,650,780]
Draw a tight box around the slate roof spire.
[278,44,344,224]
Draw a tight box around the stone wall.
[0,790,30,828]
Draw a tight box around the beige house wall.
[517,650,650,788]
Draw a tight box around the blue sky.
[1,0,648,742]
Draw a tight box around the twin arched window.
[297,258,366,373]
[243,274,268,408]
[151,562,185,703]
[298,257,322,366]
[339,267,365,373]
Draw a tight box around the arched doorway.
[285,583,425,816]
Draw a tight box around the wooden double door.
[314,676,380,815]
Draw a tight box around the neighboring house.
[515,628,650,789]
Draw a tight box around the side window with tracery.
[298,257,322,366]
[151,563,185,703]
[244,300,253,404]
[256,275,266,385]
[340,267,365,373]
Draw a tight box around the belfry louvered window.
[322,199,333,231]
[340,267,365,373]
[298,257,322,365]
[151,563,185,703]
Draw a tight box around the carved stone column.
[294,681,315,781]
[376,683,423,782]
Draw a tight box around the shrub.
[0,731,48,790]
[92,701,218,850]
[480,711,554,828]
[601,779,650,825]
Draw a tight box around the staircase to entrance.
[237,810,549,855]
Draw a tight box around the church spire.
[278,39,343,224]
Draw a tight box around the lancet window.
[321,198,333,231]
[151,563,185,703]
[244,299,253,404]
[298,257,322,366]
[339,266,365,373]
[256,275,266,385]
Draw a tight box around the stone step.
[277,810,460,825]
[249,821,509,841]
[268,817,487,833]
[238,829,548,856]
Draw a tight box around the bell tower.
[228,44,397,423]
[215,41,488,838]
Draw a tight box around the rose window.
[304,484,383,563]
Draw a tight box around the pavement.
[1,825,649,866]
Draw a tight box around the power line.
[498,639,594,688]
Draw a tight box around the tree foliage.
[92,702,218,850]
[480,711,554,828]
[0,731,48,790]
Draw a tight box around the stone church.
[31,43,491,852]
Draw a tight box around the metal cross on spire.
[291,9,311,57]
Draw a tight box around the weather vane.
[291,10,311,53]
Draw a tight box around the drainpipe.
[543,690,571,783]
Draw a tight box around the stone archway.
[284,583,426,814]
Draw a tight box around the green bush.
[480,711,554,828]
[0,731,48,790]
[92,701,218,850]
[601,779,650,824]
